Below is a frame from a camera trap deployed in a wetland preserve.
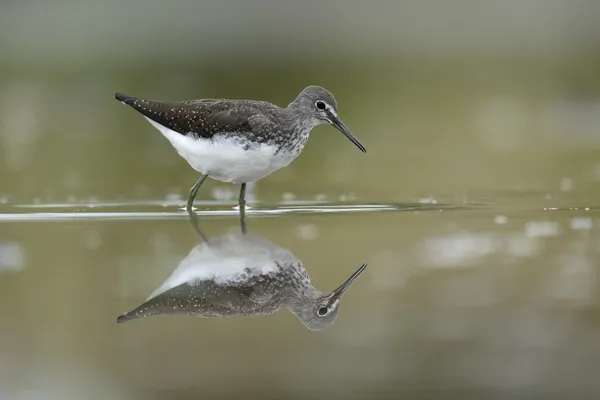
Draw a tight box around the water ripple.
[0,200,473,222]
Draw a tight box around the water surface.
[1,196,599,399]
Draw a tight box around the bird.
[114,86,367,219]
[116,230,367,331]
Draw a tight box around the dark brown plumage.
[114,92,285,143]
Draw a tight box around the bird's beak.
[330,263,368,301]
[328,113,367,153]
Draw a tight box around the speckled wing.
[182,281,269,312]
[117,280,276,322]
[114,93,276,141]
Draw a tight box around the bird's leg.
[188,212,209,243]
[239,183,247,234]
[186,172,210,214]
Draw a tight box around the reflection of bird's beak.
[330,263,368,301]
[328,113,367,153]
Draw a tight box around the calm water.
[0,196,599,399]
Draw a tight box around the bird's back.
[116,265,298,323]
[115,93,285,141]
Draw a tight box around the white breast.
[145,118,298,184]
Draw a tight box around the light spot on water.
[211,187,235,201]
[294,223,319,241]
[524,221,560,238]
[559,177,573,192]
[282,192,296,202]
[570,217,592,230]
[165,191,181,202]
[0,241,24,273]
[339,193,355,202]
[314,193,327,202]
[87,196,99,205]
[494,215,508,225]
[419,197,438,205]
[420,233,497,269]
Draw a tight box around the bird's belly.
[146,118,297,183]
[188,141,295,183]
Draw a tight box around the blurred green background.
[1,1,600,399]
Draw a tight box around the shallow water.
[2,17,600,396]
[1,196,599,399]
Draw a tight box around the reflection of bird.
[117,232,367,331]
[114,86,367,217]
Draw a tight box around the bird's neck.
[283,270,319,315]
[279,261,313,294]
[281,107,319,152]
[286,287,318,314]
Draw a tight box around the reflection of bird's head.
[290,263,367,331]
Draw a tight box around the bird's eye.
[315,101,326,110]
[317,306,328,316]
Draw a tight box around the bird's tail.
[114,92,137,106]
[116,301,161,323]
[116,312,137,323]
